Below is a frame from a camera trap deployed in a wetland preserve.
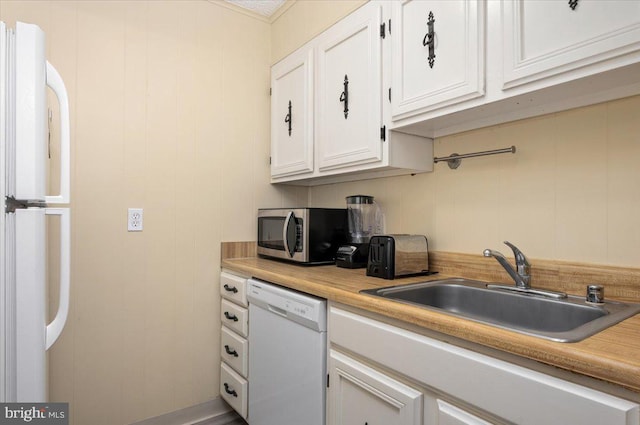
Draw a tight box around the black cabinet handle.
[223,284,238,294]
[422,11,436,68]
[224,311,239,322]
[224,345,239,357]
[284,100,292,136]
[224,382,238,397]
[339,74,349,119]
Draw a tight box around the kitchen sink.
[361,278,640,342]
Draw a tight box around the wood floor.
[193,411,247,425]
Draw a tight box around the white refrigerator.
[0,21,71,402]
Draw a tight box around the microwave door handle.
[283,211,295,258]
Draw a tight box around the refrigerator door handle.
[44,62,70,205]
[45,208,70,350]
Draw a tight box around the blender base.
[335,243,369,269]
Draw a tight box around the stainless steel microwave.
[257,208,347,264]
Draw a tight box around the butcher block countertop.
[221,244,640,396]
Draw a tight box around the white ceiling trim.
[224,0,287,17]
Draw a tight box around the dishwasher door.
[247,278,326,425]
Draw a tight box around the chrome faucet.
[483,241,566,299]
[483,241,531,289]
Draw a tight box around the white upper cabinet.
[503,0,640,89]
[316,2,383,172]
[391,0,485,120]
[270,1,434,186]
[390,0,640,138]
[270,46,314,178]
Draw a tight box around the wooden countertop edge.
[221,257,640,394]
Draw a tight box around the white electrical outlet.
[128,208,143,231]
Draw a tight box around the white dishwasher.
[247,278,326,425]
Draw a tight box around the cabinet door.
[271,47,314,177]
[391,0,484,120]
[433,400,492,425]
[328,350,422,425]
[503,0,640,89]
[316,2,383,172]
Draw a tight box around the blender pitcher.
[336,195,383,268]
[346,195,381,243]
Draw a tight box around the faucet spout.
[483,242,566,298]
[483,241,530,289]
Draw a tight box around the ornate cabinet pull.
[223,383,238,397]
[422,11,436,68]
[284,100,292,136]
[224,345,239,357]
[339,74,349,119]
[224,311,238,322]
[569,0,579,10]
[223,284,238,294]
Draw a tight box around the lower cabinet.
[328,348,493,425]
[327,303,640,425]
[328,349,422,425]
[432,400,492,425]
[219,270,249,420]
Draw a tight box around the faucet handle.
[503,241,530,276]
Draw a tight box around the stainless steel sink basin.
[361,278,640,342]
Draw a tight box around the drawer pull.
[224,345,239,357]
[223,284,238,294]
[224,311,239,322]
[224,382,238,397]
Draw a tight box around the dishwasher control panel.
[247,278,327,332]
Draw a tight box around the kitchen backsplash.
[309,95,640,269]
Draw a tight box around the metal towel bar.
[434,146,516,169]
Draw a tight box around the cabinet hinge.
[388,19,391,34]
[269,87,272,96]
[269,156,272,165]
[380,22,386,39]
[326,374,330,388]
[380,125,386,142]
[388,87,391,103]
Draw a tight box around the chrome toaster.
[366,234,431,280]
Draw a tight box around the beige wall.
[0,1,305,423]
[270,0,367,64]
[310,96,640,267]
[271,1,640,268]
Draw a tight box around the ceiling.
[224,0,287,17]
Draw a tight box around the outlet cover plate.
[128,208,143,231]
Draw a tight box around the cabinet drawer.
[221,299,248,337]
[220,326,248,377]
[220,271,247,307]
[220,361,248,420]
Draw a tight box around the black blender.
[336,195,381,268]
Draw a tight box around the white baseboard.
[129,398,244,425]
